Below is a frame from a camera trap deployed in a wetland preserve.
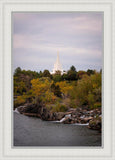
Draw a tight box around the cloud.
[13,12,103,72]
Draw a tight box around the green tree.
[39,71,43,77]
[100,69,102,74]
[70,65,76,72]
[55,70,61,75]
[62,73,68,80]
[74,72,101,108]
[53,74,62,82]
[14,67,22,76]
[67,70,77,81]
[87,69,95,76]
[51,83,62,97]
[65,66,78,81]
[42,69,52,78]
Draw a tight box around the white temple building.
[51,52,64,75]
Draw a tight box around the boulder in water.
[88,116,101,131]
[54,112,65,121]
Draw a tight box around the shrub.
[69,99,78,108]
[72,72,101,108]
[14,95,26,108]
[59,105,68,112]
[51,83,62,97]
[94,102,101,108]
[53,74,62,82]
[52,103,68,112]
[87,92,95,109]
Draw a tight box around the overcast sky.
[13,12,103,72]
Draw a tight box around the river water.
[13,112,101,147]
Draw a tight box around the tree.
[51,83,62,97]
[65,66,78,81]
[100,69,102,74]
[42,69,52,78]
[87,69,95,76]
[67,70,77,81]
[70,65,76,72]
[14,80,26,95]
[53,74,62,82]
[39,71,43,77]
[14,67,22,76]
[56,81,73,98]
[62,73,68,80]
[77,70,87,79]
[55,70,61,75]
[30,77,56,104]
[73,72,101,108]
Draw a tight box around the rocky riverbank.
[16,103,101,131]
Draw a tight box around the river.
[13,112,101,146]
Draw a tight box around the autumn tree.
[74,72,101,108]
[56,81,73,98]
[30,77,56,104]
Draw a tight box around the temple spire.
[57,51,59,62]
[51,51,63,74]
[56,51,60,67]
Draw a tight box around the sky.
[13,12,103,72]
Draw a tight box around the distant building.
[51,52,66,75]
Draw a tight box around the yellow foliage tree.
[14,95,27,108]
[56,81,73,97]
[31,78,56,104]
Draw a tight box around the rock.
[16,104,101,130]
[72,115,77,118]
[68,108,76,112]
[17,105,27,113]
[62,116,77,124]
[84,117,93,122]
[79,116,93,124]
[63,117,72,124]
[23,112,41,118]
[17,103,54,121]
[88,116,101,130]
[54,112,65,121]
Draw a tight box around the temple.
[51,52,64,75]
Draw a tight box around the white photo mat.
[0,0,115,160]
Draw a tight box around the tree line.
[14,66,101,111]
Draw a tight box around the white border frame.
[0,0,115,160]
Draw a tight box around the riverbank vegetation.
[14,66,101,113]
